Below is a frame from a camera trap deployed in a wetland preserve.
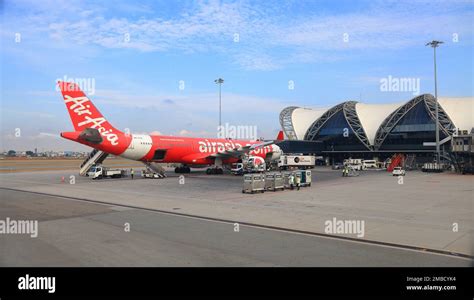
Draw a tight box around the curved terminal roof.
[438,97,473,132]
[355,102,402,145]
[291,108,327,140]
[280,95,474,147]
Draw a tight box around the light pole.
[426,40,443,163]
[214,78,224,129]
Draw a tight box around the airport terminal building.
[279,94,473,165]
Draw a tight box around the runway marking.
[0,186,472,261]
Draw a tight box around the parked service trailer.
[278,155,315,170]
[242,174,266,194]
[265,172,285,191]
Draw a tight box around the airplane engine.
[245,156,266,172]
[248,156,265,166]
[266,144,282,161]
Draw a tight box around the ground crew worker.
[295,173,301,190]
[130,168,134,179]
[289,173,295,190]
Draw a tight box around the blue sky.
[1,0,473,151]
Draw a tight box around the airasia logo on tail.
[64,95,119,145]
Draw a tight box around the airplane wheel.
[175,167,181,173]
[206,168,212,175]
[217,168,223,174]
[185,167,191,173]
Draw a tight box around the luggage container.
[242,174,266,194]
[265,172,285,191]
[300,170,312,187]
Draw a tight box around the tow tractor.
[87,164,125,179]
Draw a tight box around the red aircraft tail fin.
[276,130,284,141]
[57,81,127,150]
[57,81,122,135]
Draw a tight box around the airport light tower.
[426,40,443,163]
[215,78,224,129]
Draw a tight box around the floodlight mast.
[214,78,224,129]
[426,40,443,163]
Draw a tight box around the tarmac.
[0,165,472,266]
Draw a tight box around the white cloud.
[4,0,472,70]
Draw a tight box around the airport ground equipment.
[343,158,363,171]
[231,163,245,175]
[282,171,293,189]
[80,149,109,176]
[242,174,266,194]
[343,166,359,177]
[143,162,166,175]
[404,154,416,170]
[278,155,315,170]
[387,153,404,172]
[281,171,306,189]
[291,170,312,187]
[298,170,312,187]
[141,168,166,178]
[421,162,444,173]
[231,159,266,175]
[88,164,125,179]
[245,156,266,173]
[265,172,285,191]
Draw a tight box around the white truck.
[87,165,125,179]
[278,155,315,170]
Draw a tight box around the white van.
[363,160,377,169]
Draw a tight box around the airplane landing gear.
[175,166,191,173]
[206,167,223,175]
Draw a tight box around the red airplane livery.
[58,81,283,174]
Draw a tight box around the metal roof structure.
[279,95,473,151]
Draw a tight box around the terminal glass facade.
[313,110,367,151]
[380,101,446,150]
